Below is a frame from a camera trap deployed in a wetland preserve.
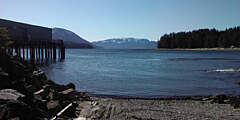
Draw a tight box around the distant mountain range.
[52,28,94,48]
[52,28,157,49]
[92,38,157,49]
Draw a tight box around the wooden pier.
[9,40,65,63]
[0,18,63,64]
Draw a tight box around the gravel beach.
[76,97,240,120]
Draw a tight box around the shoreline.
[1,54,240,119]
[157,48,240,51]
[87,93,211,100]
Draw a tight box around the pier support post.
[59,40,65,60]
[38,41,41,62]
[41,41,44,62]
[45,41,48,60]
[26,43,29,60]
[53,43,56,60]
[22,43,25,60]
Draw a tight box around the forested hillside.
[158,27,240,48]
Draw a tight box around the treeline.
[157,27,240,48]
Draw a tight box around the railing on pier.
[7,40,65,64]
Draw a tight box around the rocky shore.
[1,53,240,120]
[0,54,91,119]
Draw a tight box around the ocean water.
[41,49,240,98]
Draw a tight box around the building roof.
[0,18,51,30]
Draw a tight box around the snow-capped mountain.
[52,28,94,48]
[92,38,157,49]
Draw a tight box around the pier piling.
[10,40,65,64]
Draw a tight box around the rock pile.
[0,54,90,120]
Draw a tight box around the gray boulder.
[0,89,24,100]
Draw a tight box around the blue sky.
[0,0,239,41]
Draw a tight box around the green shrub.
[0,27,13,50]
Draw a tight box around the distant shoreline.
[157,48,240,51]
[87,93,208,100]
